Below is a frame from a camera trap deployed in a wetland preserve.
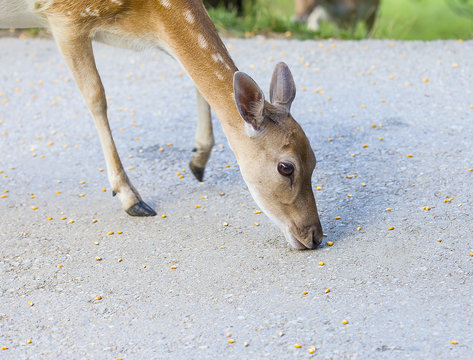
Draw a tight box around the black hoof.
[189,162,205,182]
[126,201,157,217]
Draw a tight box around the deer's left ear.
[234,71,265,132]
[270,62,296,112]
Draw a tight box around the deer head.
[233,62,323,249]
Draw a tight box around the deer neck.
[150,1,243,142]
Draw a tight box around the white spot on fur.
[110,0,123,4]
[211,53,225,63]
[224,62,231,70]
[215,71,224,81]
[197,34,208,49]
[160,0,171,8]
[183,10,195,24]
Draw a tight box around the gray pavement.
[0,37,472,359]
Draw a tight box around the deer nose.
[308,224,323,249]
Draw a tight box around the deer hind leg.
[48,20,156,216]
[189,88,214,182]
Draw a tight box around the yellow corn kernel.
[423,206,430,211]
[379,137,384,141]
[61,216,66,220]
[94,296,102,301]
[319,262,325,266]
[57,264,63,268]
[363,144,368,148]
[32,206,38,210]
[437,239,442,242]
[93,219,98,223]
[294,344,301,348]
[342,319,348,325]
[118,258,123,262]
[325,288,331,294]
[27,339,32,344]
[302,291,308,295]
[308,346,315,354]
[451,340,458,345]
[335,216,341,220]
[244,341,249,347]
[117,231,122,235]
[108,231,114,235]
[95,257,102,261]
[161,214,166,218]
[357,226,362,231]
[228,339,234,344]
[80,180,85,185]
[407,154,413,158]
[327,241,333,246]
[423,77,429,82]
[93,242,99,245]
[388,226,394,230]
[1,346,8,350]
[316,186,322,191]
[469,252,472,257]
[47,217,52,220]
[386,208,392,211]
[254,222,259,226]
[170,265,177,269]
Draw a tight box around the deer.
[0,0,323,249]
[294,0,379,33]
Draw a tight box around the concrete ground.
[0,37,472,359]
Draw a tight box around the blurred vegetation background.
[207,0,473,40]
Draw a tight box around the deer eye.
[277,162,294,177]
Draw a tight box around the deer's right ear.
[234,71,265,133]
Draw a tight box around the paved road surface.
[0,37,472,359]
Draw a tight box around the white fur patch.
[197,34,208,49]
[110,0,123,5]
[159,0,171,8]
[183,10,195,24]
[215,71,224,81]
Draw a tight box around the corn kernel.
[47,217,52,220]
[308,347,315,354]
[437,239,442,242]
[388,226,394,230]
[423,206,430,211]
[244,341,249,347]
[302,291,308,295]
[319,262,324,266]
[57,264,62,268]
[117,231,122,235]
[469,252,472,257]
[118,258,123,262]
[379,137,384,141]
[61,216,66,220]
[342,319,348,325]
[161,214,166,218]
[325,288,331,293]
[335,216,341,220]
[1,346,8,350]
[27,339,32,344]
[294,344,301,348]
[451,340,458,345]
[171,265,177,269]
[28,301,34,306]
[94,296,102,301]
[327,241,333,246]
[357,226,362,231]
[423,77,429,82]
[254,222,259,226]
[363,144,368,148]
[108,231,114,235]
[1,194,6,199]
[95,256,102,261]
[228,339,234,344]
[93,219,98,223]
[407,154,413,158]
[316,186,322,191]
[93,242,99,245]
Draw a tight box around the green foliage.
[207,0,473,40]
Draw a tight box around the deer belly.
[0,1,47,29]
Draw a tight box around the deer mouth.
[285,227,311,250]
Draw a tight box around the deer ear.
[234,71,265,132]
[270,62,296,111]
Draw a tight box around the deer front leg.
[189,88,214,182]
[48,21,156,216]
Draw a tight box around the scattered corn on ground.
[0,38,471,359]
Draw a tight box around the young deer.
[0,0,323,249]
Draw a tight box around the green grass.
[208,0,473,40]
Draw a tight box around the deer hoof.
[189,162,205,182]
[126,201,157,217]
